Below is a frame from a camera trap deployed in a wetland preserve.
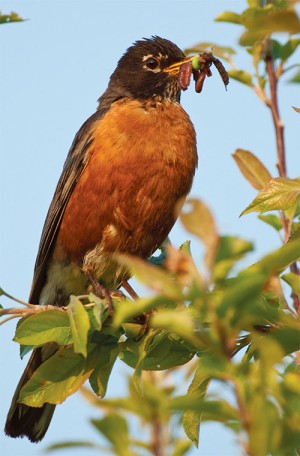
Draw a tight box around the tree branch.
[264,46,300,313]
[0,304,66,325]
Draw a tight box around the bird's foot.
[83,267,116,315]
[139,310,152,338]
[121,280,152,338]
[132,310,153,340]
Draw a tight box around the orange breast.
[54,98,197,263]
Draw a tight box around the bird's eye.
[145,57,159,70]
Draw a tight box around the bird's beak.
[163,56,195,75]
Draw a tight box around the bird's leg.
[121,280,139,300]
[83,267,114,315]
[139,309,153,338]
[121,280,152,338]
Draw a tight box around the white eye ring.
[145,57,159,69]
[143,55,161,73]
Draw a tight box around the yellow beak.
[164,56,196,75]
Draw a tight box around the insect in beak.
[165,53,229,93]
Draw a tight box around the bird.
[5,36,198,442]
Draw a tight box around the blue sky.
[0,1,299,455]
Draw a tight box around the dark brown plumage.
[5,36,198,442]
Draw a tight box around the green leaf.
[182,367,210,447]
[215,11,241,24]
[252,333,285,368]
[173,440,192,456]
[180,199,219,270]
[270,39,284,60]
[47,441,101,452]
[267,327,300,357]
[280,37,300,61]
[233,149,272,190]
[179,240,192,255]
[247,0,261,7]
[113,294,173,329]
[150,308,198,347]
[129,330,156,393]
[271,0,295,10]
[181,199,218,245]
[281,272,300,297]
[258,214,282,231]
[171,397,239,423]
[216,236,254,262]
[239,10,300,46]
[217,272,265,319]
[266,38,300,62]
[241,177,300,215]
[248,396,281,456]
[228,70,253,86]
[67,296,90,357]
[289,70,300,83]
[86,293,107,331]
[0,11,24,24]
[18,345,98,406]
[89,335,120,397]
[91,414,133,456]
[80,388,134,413]
[290,225,300,240]
[115,254,181,300]
[217,238,300,326]
[250,236,300,276]
[198,353,234,380]
[14,310,72,346]
[120,330,196,371]
[121,322,142,339]
[283,367,300,394]
[213,235,253,281]
[20,344,33,359]
[184,42,236,62]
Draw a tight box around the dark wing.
[29,110,105,304]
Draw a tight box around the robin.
[5,36,198,442]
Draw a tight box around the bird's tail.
[5,346,56,442]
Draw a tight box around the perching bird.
[5,36,198,442]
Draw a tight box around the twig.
[265,52,287,178]
[0,288,36,307]
[232,380,251,456]
[0,315,20,326]
[0,304,66,321]
[263,43,300,312]
[151,416,163,456]
[146,371,168,456]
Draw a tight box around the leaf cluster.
[187,0,300,89]
[1,189,299,454]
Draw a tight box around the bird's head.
[99,36,189,108]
